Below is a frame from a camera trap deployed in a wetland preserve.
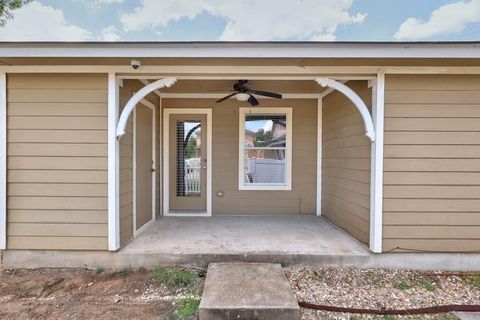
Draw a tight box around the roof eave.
[0,41,479,59]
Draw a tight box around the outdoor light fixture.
[216,80,282,106]
[235,93,250,101]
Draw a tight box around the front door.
[168,114,207,212]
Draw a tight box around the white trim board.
[4,65,480,75]
[316,99,322,217]
[132,99,157,238]
[162,108,212,217]
[107,73,120,251]
[0,73,6,250]
[160,93,323,99]
[369,70,385,253]
[1,42,480,58]
[158,96,163,217]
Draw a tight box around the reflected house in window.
[244,115,287,185]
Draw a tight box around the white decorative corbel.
[315,77,375,142]
[116,77,177,138]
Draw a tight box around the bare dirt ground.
[2,266,480,320]
[0,267,204,320]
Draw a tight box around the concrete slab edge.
[2,250,480,271]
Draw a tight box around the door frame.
[163,108,212,217]
[133,98,157,237]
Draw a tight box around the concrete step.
[199,262,300,320]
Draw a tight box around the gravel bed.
[284,266,480,320]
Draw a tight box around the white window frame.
[238,107,293,191]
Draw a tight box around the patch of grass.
[382,316,396,320]
[95,267,104,275]
[466,274,480,288]
[153,267,198,290]
[174,297,200,320]
[119,266,132,278]
[421,280,436,292]
[393,281,413,290]
[313,271,327,282]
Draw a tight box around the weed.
[153,267,198,290]
[174,297,200,320]
[95,267,104,275]
[467,274,480,288]
[361,272,385,287]
[421,280,436,292]
[119,266,131,277]
[393,281,413,290]
[313,271,327,282]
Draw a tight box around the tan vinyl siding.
[383,75,480,252]
[118,80,159,246]
[6,74,108,250]
[322,81,371,245]
[119,82,134,246]
[162,98,317,215]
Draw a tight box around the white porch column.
[0,73,6,250]
[108,73,120,251]
[316,98,322,216]
[369,70,385,253]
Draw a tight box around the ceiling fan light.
[236,93,250,102]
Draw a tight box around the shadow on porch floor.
[119,216,371,266]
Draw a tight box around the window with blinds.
[176,120,202,197]
[239,108,292,190]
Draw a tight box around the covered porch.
[118,216,371,267]
[109,67,385,257]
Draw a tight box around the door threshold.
[164,210,210,217]
[134,218,155,238]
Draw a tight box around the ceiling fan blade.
[249,89,282,99]
[248,94,259,106]
[216,92,238,103]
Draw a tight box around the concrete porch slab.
[199,263,300,320]
[117,216,371,267]
[4,216,480,270]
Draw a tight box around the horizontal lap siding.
[163,98,317,215]
[6,74,108,250]
[118,80,159,247]
[322,81,371,245]
[383,75,480,252]
[119,81,134,247]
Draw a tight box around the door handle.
[151,168,156,172]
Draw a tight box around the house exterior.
[0,42,479,267]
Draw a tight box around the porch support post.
[0,73,6,250]
[108,73,120,251]
[316,98,322,216]
[369,70,385,253]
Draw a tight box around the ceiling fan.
[215,80,282,106]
